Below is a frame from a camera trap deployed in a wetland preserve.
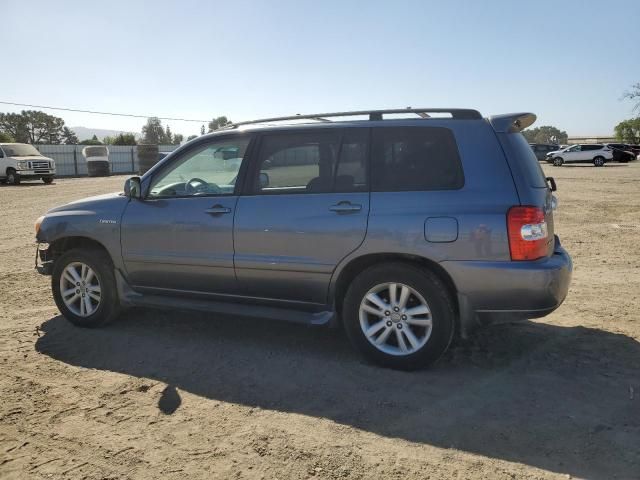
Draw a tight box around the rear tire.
[343,263,455,370]
[52,248,120,328]
[553,157,564,167]
[6,168,20,185]
[593,156,605,167]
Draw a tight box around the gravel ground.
[1,164,639,479]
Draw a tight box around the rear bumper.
[444,237,572,319]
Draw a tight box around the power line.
[0,101,208,123]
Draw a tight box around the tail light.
[507,206,548,261]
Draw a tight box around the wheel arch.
[331,253,459,321]
[49,236,113,266]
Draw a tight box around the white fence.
[34,144,180,177]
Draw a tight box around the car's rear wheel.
[42,177,54,184]
[6,168,20,185]
[553,157,564,166]
[593,156,605,167]
[52,248,120,327]
[343,263,455,370]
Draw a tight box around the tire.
[6,168,20,185]
[52,248,120,328]
[553,157,564,167]
[42,177,54,184]
[342,263,455,370]
[593,156,605,167]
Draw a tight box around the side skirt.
[114,270,335,327]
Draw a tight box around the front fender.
[36,194,129,270]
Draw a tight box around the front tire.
[6,168,20,185]
[593,156,605,167]
[553,157,564,167]
[52,248,120,328]
[42,177,54,184]
[343,263,455,370]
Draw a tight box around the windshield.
[1,144,42,157]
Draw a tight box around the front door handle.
[329,201,362,213]
[205,205,231,215]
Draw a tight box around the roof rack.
[226,108,482,128]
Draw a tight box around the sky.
[2,0,639,139]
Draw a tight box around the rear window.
[371,127,464,192]
[501,133,547,188]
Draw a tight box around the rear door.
[233,128,370,304]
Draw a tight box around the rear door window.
[370,127,464,192]
[251,129,368,194]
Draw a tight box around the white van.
[0,143,56,184]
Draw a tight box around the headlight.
[17,160,29,170]
[35,215,45,235]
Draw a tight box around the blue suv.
[35,108,572,369]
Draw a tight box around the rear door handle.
[329,201,362,213]
[205,205,231,215]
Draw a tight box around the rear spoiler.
[488,112,537,133]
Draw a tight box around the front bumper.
[444,236,572,319]
[35,243,53,275]
[16,169,55,178]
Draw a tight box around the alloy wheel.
[59,262,101,317]
[359,282,433,356]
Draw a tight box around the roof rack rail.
[226,108,482,128]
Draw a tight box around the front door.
[234,128,370,304]
[564,144,581,163]
[120,135,252,295]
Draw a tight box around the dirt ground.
[1,163,639,480]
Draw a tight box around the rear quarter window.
[371,127,464,192]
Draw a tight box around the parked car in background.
[545,144,613,166]
[0,143,56,184]
[605,143,636,163]
[34,108,572,370]
[529,143,562,161]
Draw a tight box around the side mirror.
[124,176,142,199]
[259,172,270,189]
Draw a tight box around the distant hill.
[70,126,138,141]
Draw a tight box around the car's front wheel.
[42,177,54,184]
[553,157,564,167]
[6,168,20,185]
[343,263,455,370]
[593,156,605,167]
[52,248,120,327]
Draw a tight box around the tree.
[113,133,137,146]
[200,125,205,136]
[208,116,231,132]
[0,110,67,144]
[623,82,640,113]
[0,131,14,142]
[522,125,568,144]
[79,135,102,145]
[141,117,172,144]
[62,127,79,145]
[187,135,198,142]
[164,125,173,144]
[172,133,184,145]
[614,118,640,144]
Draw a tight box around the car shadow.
[35,311,640,479]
